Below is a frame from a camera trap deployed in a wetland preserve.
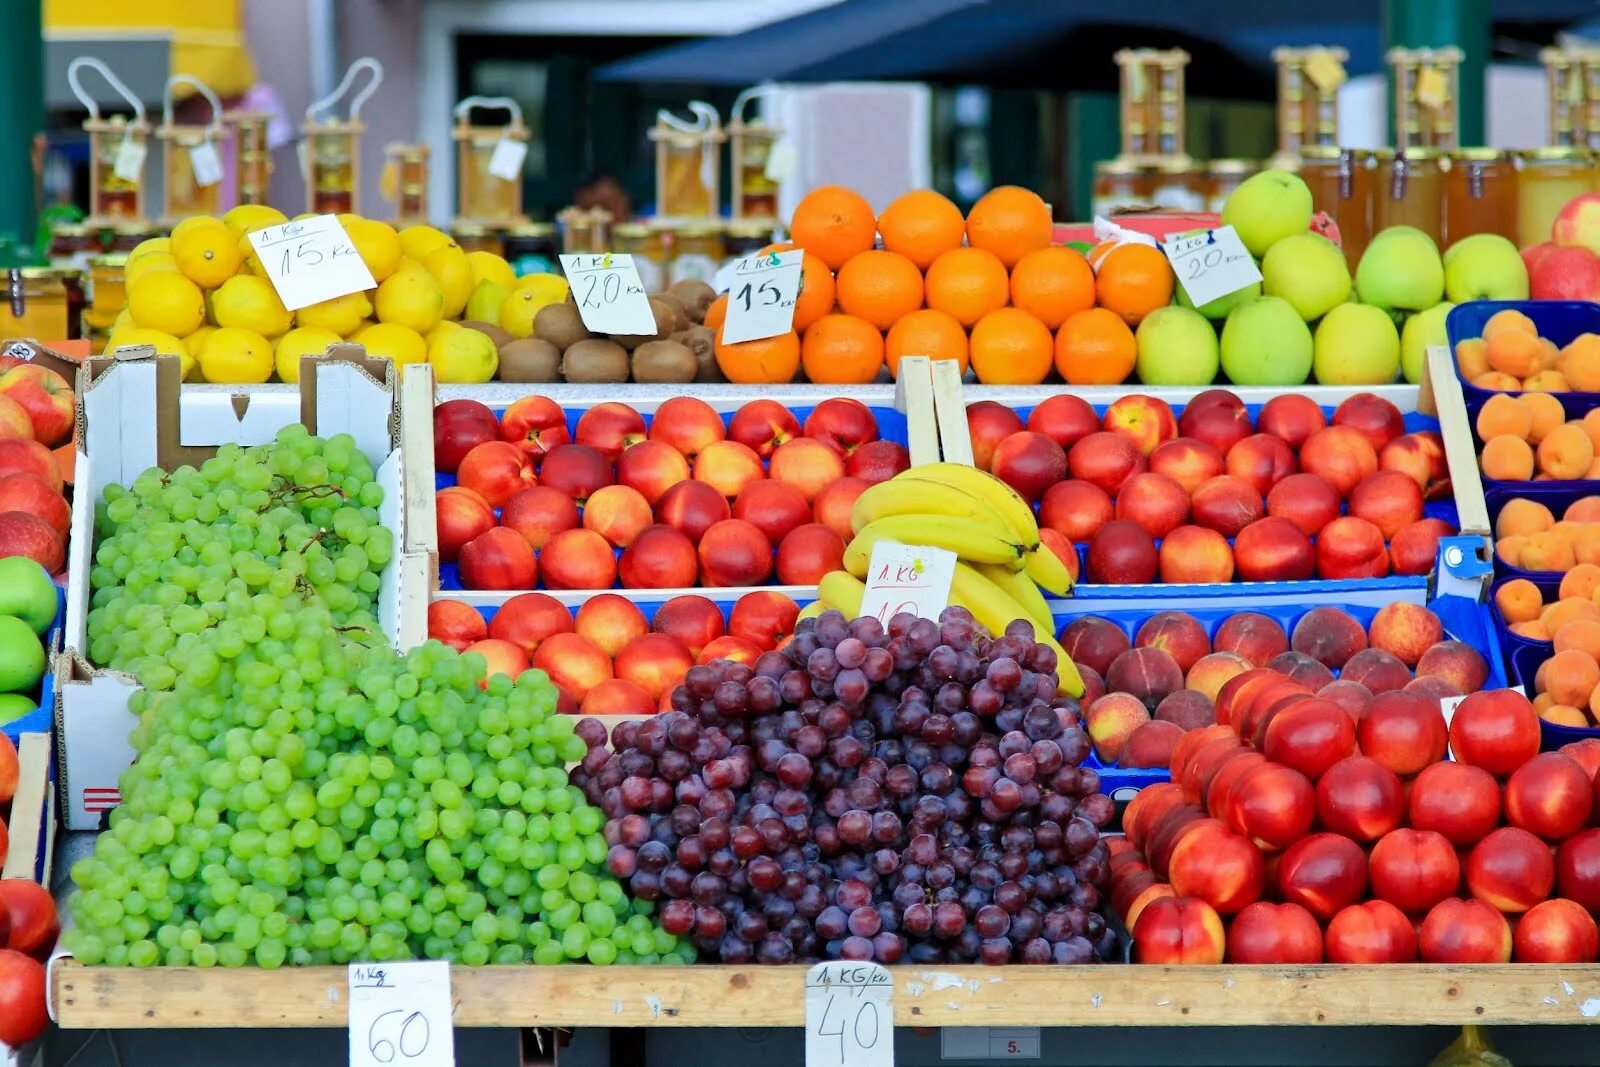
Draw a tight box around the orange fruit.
[877,189,965,270]
[789,186,876,270]
[1054,307,1136,385]
[800,313,884,385]
[791,252,836,331]
[714,326,801,384]
[969,307,1052,385]
[1009,246,1095,329]
[925,247,1009,327]
[1094,243,1174,326]
[703,294,728,330]
[965,185,1051,267]
[834,250,924,331]
[885,308,969,377]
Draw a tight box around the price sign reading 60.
[348,962,455,1067]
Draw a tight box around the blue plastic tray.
[1504,641,1600,750]
[1486,483,1600,582]
[1487,572,1561,668]
[1447,300,1600,425]
[2,584,64,744]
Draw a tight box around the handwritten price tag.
[806,961,894,1067]
[190,141,223,188]
[857,542,956,627]
[487,138,528,182]
[247,214,377,312]
[348,962,455,1067]
[559,254,657,335]
[721,250,803,344]
[1160,225,1262,309]
[112,137,146,184]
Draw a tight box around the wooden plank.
[52,962,1600,1029]
[398,364,438,556]
[1427,344,1490,537]
[928,359,973,465]
[893,357,940,467]
[0,733,51,882]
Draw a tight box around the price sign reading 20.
[558,253,657,335]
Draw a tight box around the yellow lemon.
[222,204,288,236]
[110,308,133,334]
[182,324,217,358]
[213,275,292,337]
[423,243,473,319]
[513,272,570,301]
[128,271,207,336]
[374,259,444,333]
[125,253,178,289]
[199,327,274,384]
[465,280,509,325]
[428,326,498,384]
[295,290,373,336]
[171,218,244,288]
[425,319,461,350]
[498,285,567,338]
[341,216,403,283]
[466,250,516,291]
[352,322,427,369]
[273,326,343,383]
[398,224,453,261]
[105,323,187,358]
[127,237,170,264]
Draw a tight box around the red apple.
[1103,394,1178,456]
[0,438,60,493]
[498,395,569,464]
[1026,394,1098,449]
[1085,519,1158,584]
[614,632,697,702]
[575,401,647,460]
[1178,390,1252,455]
[990,431,1068,503]
[486,591,573,655]
[1159,525,1235,583]
[1167,821,1266,914]
[0,472,67,537]
[1390,517,1455,576]
[695,439,770,500]
[1226,761,1315,849]
[0,511,64,574]
[532,632,613,703]
[0,365,72,446]
[580,678,656,717]
[648,396,725,459]
[1381,431,1451,501]
[0,878,59,960]
[0,395,30,440]
[427,599,488,651]
[728,399,800,459]
[458,527,537,589]
[1348,470,1425,540]
[1115,471,1190,538]
[1356,691,1447,776]
[802,397,878,455]
[846,439,910,483]
[0,949,47,1046]
[1558,828,1600,911]
[1299,426,1379,499]
[1257,394,1326,450]
[500,485,580,551]
[965,401,1025,469]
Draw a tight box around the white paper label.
[189,141,223,187]
[765,138,797,183]
[487,137,528,182]
[247,214,378,312]
[559,253,657,335]
[858,542,957,627]
[348,962,455,1067]
[941,1028,1041,1060]
[805,961,894,1067]
[1161,225,1262,308]
[721,249,803,344]
[112,137,146,184]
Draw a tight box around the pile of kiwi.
[459,279,720,384]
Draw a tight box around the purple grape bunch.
[571,607,1118,966]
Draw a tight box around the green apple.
[1221,170,1314,257]
[1177,279,1261,320]
[464,280,509,325]
[1355,226,1445,313]
[1443,233,1530,302]
[1135,306,1220,385]
[1261,233,1351,321]
[1313,303,1402,385]
[0,693,34,728]
[0,557,55,634]
[1219,296,1314,386]
[0,615,44,692]
[1400,301,1455,384]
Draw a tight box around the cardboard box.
[55,347,429,829]
[0,338,83,386]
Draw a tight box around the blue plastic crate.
[1486,483,1600,583]
[1505,642,1600,751]
[1447,299,1600,426]
[2,584,64,745]
[1487,572,1561,668]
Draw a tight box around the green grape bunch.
[66,426,689,968]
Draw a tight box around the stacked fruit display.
[576,606,1119,965]
[0,560,56,731]
[970,388,1455,584]
[1116,685,1600,965]
[1063,603,1490,773]
[0,357,72,577]
[0,875,56,1047]
[1456,308,1600,396]
[436,394,910,591]
[1523,192,1600,302]
[427,589,801,716]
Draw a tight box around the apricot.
[1474,371,1524,391]
[1487,331,1544,378]
[1495,578,1544,624]
[1512,620,1551,640]
[1497,534,1527,567]
[1526,371,1572,393]
[1497,498,1555,539]
[1483,309,1537,340]
[1522,393,1567,444]
[1583,413,1600,454]
[1563,335,1600,392]
[1576,527,1600,566]
[1546,704,1590,728]
[1554,521,1586,547]
[1532,691,1553,713]
[1548,649,1600,707]
[1570,498,1600,522]
[1541,337,1563,371]
[1482,435,1536,481]
[1543,597,1600,634]
[1590,685,1600,721]
[1476,394,1533,441]
[1522,531,1577,572]
[1456,338,1490,380]
[1587,457,1600,479]
[1539,423,1596,479]
[1557,618,1600,660]
[1564,564,1600,601]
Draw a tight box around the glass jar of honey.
[1299,147,1374,271]
[1091,160,1153,218]
[1518,147,1594,249]
[722,222,774,267]
[49,225,101,271]
[1374,148,1444,245]
[82,254,127,336]
[109,224,161,254]
[1150,158,1205,212]
[504,224,558,277]
[451,224,504,257]
[669,224,724,285]
[1205,160,1256,213]
[1445,149,1517,245]
[613,223,667,292]
[1,269,73,341]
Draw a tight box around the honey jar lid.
[1094,158,1145,175]
[88,254,129,267]
[1521,146,1591,160]
[1397,147,1443,160]
[674,223,723,237]
[450,222,490,237]
[508,223,556,236]
[613,222,652,237]
[1207,158,1258,174]
[1453,147,1509,161]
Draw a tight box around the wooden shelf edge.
[52,962,1600,1029]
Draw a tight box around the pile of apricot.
[1477,392,1600,481]
[1494,496,1600,573]
[1457,308,1600,394]
[1496,569,1600,727]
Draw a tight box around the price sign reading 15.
[247,214,377,312]
[721,249,804,344]
[558,253,657,335]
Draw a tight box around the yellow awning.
[44,0,257,98]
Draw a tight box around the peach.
[1103,394,1178,456]
[655,480,731,543]
[725,588,799,651]
[1265,473,1341,537]
[1234,515,1315,582]
[846,439,910,484]
[575,401,647,460]
[1086,691,1151,762]
[1332,392,1405,452]
[1449,688,1541,778]
[1368,601,1445,668]
[775,523,846,584]
[427,599,488,651]
[539,443,614,504]
[1391,517,1455,576]
[1115,471,1190,538]
[1481,435,1535,480]
[768,437,846,502]
[1225,433,1298,497]
[619,524,699,588]
[1067,431,1145,495]
[1277,832,1368,920]
[457,440,538,509]
[812,476,870,543]
[580,678,656,717]
[501,485,580,551]
[1515,898,1600,963]
[1262,698,1357,781]
[648,396,726,459]
[1135,611,1211,673]
[1121,719,1185,768]
[990,430,1068,503]
[1505,752,1594,840]
[1026,394,1099,449]
[464,638,531,687]
[1132,896,1227,964]
[1299,426,1379,498]
[615,440,691,506]
[582,484,653,548]
[1189,474,1263,537]
[1186,651,1251,702]
[574,593,649,656]
[459,527,537,590]
[436,486,497,563]
[613,633,695,702]
[1416,640,1491,697]
[1335,649,1409,699]
[487,591,573,655]
[1227,901,1324,964]
[1268,650,1335,691]
[732,479,812,546]
[1419,897,1513,964]
[1358,690,1452,776]
[1170,726,1238,790]
[1213,613,1289,668]
[1168,822,1267,914]
[1475,393,1533,441]
[1316,755,1405,842]
[1106,646,1185,711]
[1148,437,1225,494]
[540,528,618,590]
[1124,883,1179,934]
[1060,616,1131,676]
[1348,470,1425,540]
[531,631,613,703]
[1325,899,1418,963]
[1256,394,1326,450]
[698,518,774,586]
[694,439,767,499]
[728,399,800,459]
[652,594,726,657]
[1040,479,1114,542]
[697,634,765,665]
[1380,431,1450,500]
[1318,679,1373,719]
[1369,828,1461,915]
[1085,519,1158,584]
[1203,749,1266,817]
[1316,515,1391,580]
[1226,761,1316,850]
[1290,607,1368,670]
[1155,689,1217,730]
[1124,781,1185,849]
[1179,390,1253,456]
[1158,525,1235,584]
[802,397,878,456]
[965,401,1025,469]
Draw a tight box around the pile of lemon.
[107,205,571,385]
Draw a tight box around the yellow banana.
[849,476,1016,536]
[796,600,828,622]
[846,515,1027,574]
[949,562,1084,698]
[817,570,866,618]
[975,560,1053,631]
[1024,540,1075,597]
[900,463,1040,548]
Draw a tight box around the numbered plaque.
[940,1028,1041,1060]
[1159,225,1262,309]
[558,253,658,335]
[247,214,378,312]
[857,542,956,629]
[805,961,894,1067]
[348,962,455,1067]
[721,249,803,344]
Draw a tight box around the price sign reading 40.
[721,249,804,344]
[348,962,456,1067]
[805,960,895,1067]
[558,253,658,335]
[247,214,377,312]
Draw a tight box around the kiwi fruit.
[669,279,717,324]
[673,325,721,383]
[652,291,693,333]
[498,338,562,383]
[461,320,513,350]
[631,339,697,384]
[608,296,679,351]
[561,338,630,383]
[533,303,593,350]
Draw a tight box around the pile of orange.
[1457,309,1600,393]
[712,184,1176,386]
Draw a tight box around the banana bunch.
[806,464,1084,698]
